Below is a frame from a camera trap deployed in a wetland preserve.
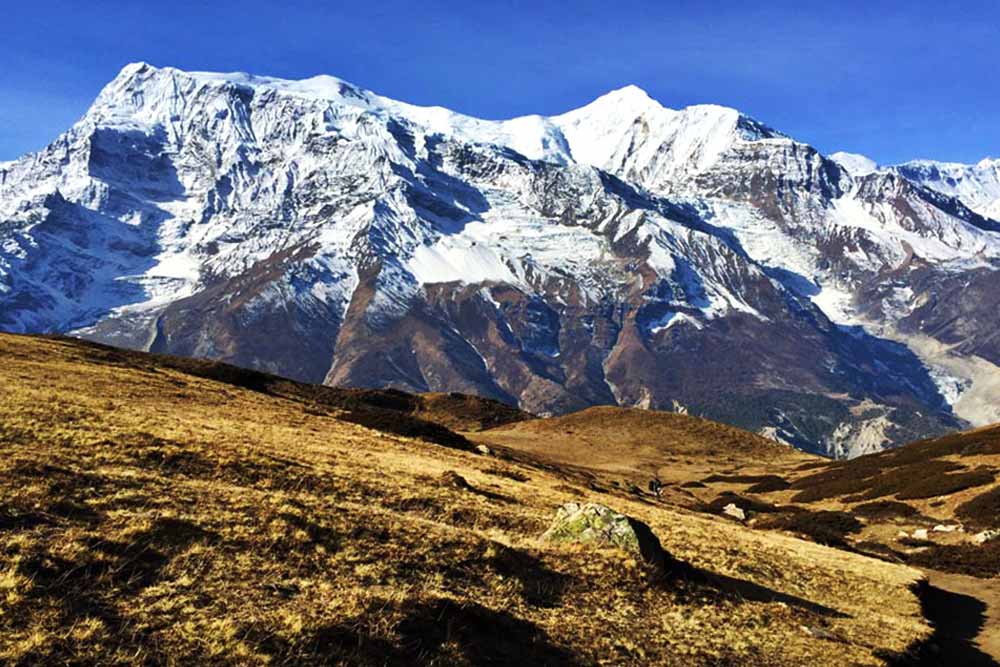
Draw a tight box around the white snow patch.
[811,284,859,325]
[890,157,1000,220]
[408,230,518,285]
[649,311,703,333]
[830,152,878,176]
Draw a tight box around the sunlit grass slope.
[0,333,927,666]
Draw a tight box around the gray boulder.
[540,502,669,570]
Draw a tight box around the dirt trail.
[914,569,1000,665]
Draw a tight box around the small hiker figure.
[648,478,664,498]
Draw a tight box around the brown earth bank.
[0,331,943,666]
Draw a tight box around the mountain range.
[2,62,999,457]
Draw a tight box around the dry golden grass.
[0,333,929,666]
[473,405,816,510]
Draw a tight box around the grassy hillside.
[633,416,1000,580]
[0,333,931,665]
[479,405,797,462]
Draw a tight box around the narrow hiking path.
[914,569,1000,666]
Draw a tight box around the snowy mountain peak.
[95,61,374,118]
[82,64,786,177]
[573,84,661,114]
[116,61,154,78]
[830,151,879,176]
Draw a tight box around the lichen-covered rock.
[540,502,668,569]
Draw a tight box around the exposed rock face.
[2,63,999,455]
[540,502,668,570]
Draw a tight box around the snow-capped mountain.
[830,152,1000,220]
[892,158,1000,221]
[3,62,999,457]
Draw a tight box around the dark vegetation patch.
[680,481,707,489]
[483,467,530,483]
[441,471,473,490]
[702,492,782,515]
[746,478,791,493]
[895,426,1000,460]
[955,486,1000,530]
[897,536,936,549]
[906,541,1000,578]
[686,389,852,452]
[787,424,1000,504]
[790,458,992,503]
[894,469,994,500]
[850,500,921,521]
[702,474,790,492]
[853,541,905,563]
[419,392,531,432]
[757,511,863,547]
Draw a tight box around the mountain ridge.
[2,62,999,456]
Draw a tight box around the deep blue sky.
[3,0,999,164]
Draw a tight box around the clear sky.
[3,0,998,164]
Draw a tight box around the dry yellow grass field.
[0,333,932,665]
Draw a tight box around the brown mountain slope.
[472,405,814,497]
[482,406,793,460]
[0,332,929,666]
[777,424,1000,579]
